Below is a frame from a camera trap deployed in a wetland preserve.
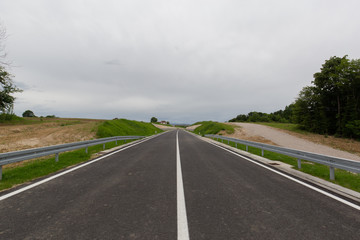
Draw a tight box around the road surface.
[0,130,359,239]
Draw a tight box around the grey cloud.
[1,0,360,123]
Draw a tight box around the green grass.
[97,119,163,138]
[0,114,64,126]
[194,121,235,135]
[0,140,131,191]
[217,139,360,193]
[0,114,26,124]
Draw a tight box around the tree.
[293,86,327,133]
[22,110,36,117]
[292,55,360,137]
[0,23,21,114]
[150,117,158,123]
[0,66,21,113]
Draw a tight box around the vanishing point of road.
[0,130,359,239]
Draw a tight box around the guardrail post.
[0,166,2,181]
[297,159,301,169]
[85,147,88,154]
[261,148,264,157]
[235,143,237,148]
[103,144,105,150]
[55,153,59,162]
[330,167,335,180]
[246,145,248,152]
[228,140,229,144]
[115,140,118,145]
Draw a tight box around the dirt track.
[227,122,360,161]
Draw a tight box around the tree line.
[229,55,360,139]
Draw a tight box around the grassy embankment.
[196,121,360,193]
[193,121,235,135]
[0,118,162,191]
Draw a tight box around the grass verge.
[194,121,235,135]
[215,138,360,193]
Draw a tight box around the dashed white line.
[176,130,190,240]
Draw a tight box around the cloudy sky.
[1,0,360,123]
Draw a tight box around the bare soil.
[0,118,104,153]
[226,122,360,161]
[185,124,201,131]
[152,123,177,131]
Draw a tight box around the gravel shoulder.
[227,122,360,161]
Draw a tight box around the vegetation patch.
[97,119,163,138]
[194,121,235,135]
[0,114,26,124]
[228,56,360,140]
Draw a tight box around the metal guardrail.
[0,136,144,180]
[205,134,360,180]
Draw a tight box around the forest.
[229,56,360,139]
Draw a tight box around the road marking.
[176,131,190,240]
[0,133,165,202]
[204,138,360,211]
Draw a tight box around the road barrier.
[205,134,360,180]
[0,136,144,180]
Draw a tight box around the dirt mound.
[186,124,201,131]
[0,119,103,153]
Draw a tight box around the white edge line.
[198,135,360,211]
[177,130,190,240]
[0,133,165,202]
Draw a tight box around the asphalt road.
[0,130,360,239]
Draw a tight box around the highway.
[0,130,359,239]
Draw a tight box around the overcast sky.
[1,0,360,123]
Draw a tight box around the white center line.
[176,130,190,240]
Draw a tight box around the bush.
[0,113,23,123]
[345,120,360,139]
[22,110,36,117]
